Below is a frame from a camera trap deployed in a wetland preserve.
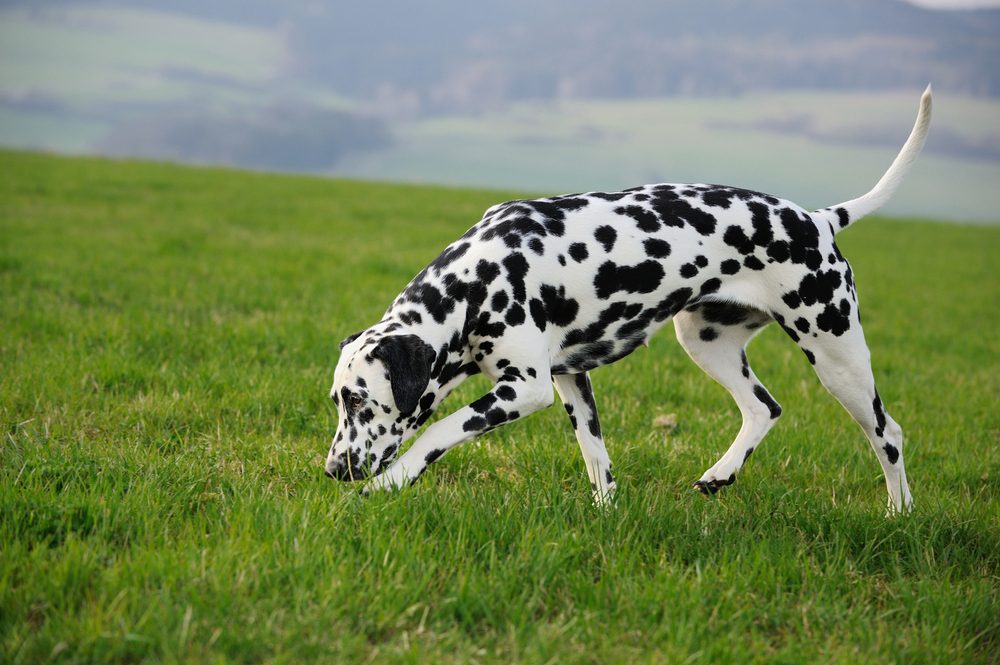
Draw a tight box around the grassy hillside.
[1,150,998,664]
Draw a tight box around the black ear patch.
[371,335,436,415]
[339,331,365,351]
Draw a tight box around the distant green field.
[2,150,998,664]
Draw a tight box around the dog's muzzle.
[325,451,370,482]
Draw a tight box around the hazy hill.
[6,0,999,115]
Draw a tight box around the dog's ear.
[339,331,365,351]
[371,335,436,415]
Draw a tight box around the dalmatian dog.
[326,86,931,514]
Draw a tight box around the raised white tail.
[817,85,932,233]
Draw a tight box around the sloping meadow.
[1,150,998,663]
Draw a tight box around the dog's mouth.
[324,445,398,481]
[325,447,370,481]
[324,464,370,482]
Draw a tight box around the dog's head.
[325,329,436,481]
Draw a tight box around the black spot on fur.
[425,449,446,465]
[748,201,774,246]
[491,290,509,312]
[502,252,529,303]
[779,207,820,251]
[574,373,602,438]
[594,260,665,300]
[798,269,843,307]
[496,385,517,401]
[816,298,852,337]
[505,303,526,326]
[471,393,497,414]
[883,443,899,464]
[403,283,455,324]
[529,284,580,332]
[680,263,699,278]
[698,278,721,297]
[429,242,470,274]
[476,259,501,285]
[594,226,617,252]
[568,242,589,262]
[485,407,509,427]
[772,312,800,342]
[339,330,364,351]
[873,391,887,438]
[699,326,719,342]
[399,310,422,326]
[700,301,749,326]
[615,205,661,232]
[767,240,790,263]
[782,291,802,309]
[802,348,816,365]
[643,238,671,258]
[724,225,755,254]
[473,311,506,338]
[562,301,629,347]
[720,259,740,275]
[836,207,850,228]
[753,385,782,419]
[654,287,694,322]
[649,187,718,235]
[590,191,628,202]
[462,416,487,432]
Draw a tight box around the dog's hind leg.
[673,302,780,495]
[553,372,616,506]
[777,311,913,515]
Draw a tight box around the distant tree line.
[97,106,391,171]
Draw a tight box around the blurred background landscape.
[2,0,999,220]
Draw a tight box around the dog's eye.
[350,395,363,410]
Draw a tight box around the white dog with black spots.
[326,86,931,515]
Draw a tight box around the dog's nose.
[325,455,366,481]
[325,454,344,479]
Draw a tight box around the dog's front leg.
[364,370,555,493]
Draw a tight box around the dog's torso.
[384,184,850,378]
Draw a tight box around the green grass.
[1,149,999,664]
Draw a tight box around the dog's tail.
[816,85,932,234]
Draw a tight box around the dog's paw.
[363,473,400,496]
[592,486,617,509]
[693,472,736,496]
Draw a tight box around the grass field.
[1,149,999,664]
